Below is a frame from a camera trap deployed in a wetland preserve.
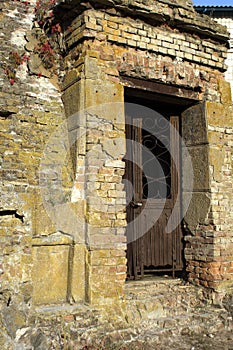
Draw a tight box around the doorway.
[124,89,185,279]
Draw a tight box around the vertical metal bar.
[170,116,180,277]
[133,118,143,278]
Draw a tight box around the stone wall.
[0,0,233,348]
[0,0,73,343]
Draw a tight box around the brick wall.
[215,12,233,97]
[0,0,233,346]
[61,0,232,299]
[64,7,228,100]
[195,7,233,100]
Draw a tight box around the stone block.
[32,232,73,246]
[32,244,70,305]
[70,244,87,303]
[32,200,56,236]
[206,102,233,127]
[209,147,224,182]
[28,54,51,78]
[218,79,232,105]
[182,103,208,146]
[85,79,124,127]
[62,79,83,116]
[2,306,26,338]
[182,145,209,191]
[105,159,125,168]
[183,192,211,230]
[207,130,222,145]
[144,300,165,319]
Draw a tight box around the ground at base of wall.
[3,324,233,350]
[101,330,233,350]
[1,278,232,349]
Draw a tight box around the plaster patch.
[11,29,26,47]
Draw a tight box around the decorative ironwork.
[142,117,171,199]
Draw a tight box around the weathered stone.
[30,330,48,350]
[218,79,232,105]
[70,244,87,303]
[28,54,51,78]
[0,0,233,347]
[183,192,211,230]
[209,147,225,182]
[206,101,233,127]
[145,300,165,319]
[182,103,208,146]
[102,138,125,158]
[32,244,70,305]
[183,145,210,191]
[32,232,73,246]
[2,306,26,338]
[0,330,11,350]
[105,160,125,168]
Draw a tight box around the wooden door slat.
[126,111,183,279]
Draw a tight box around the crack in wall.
[0,111,16,119]
[0,210,24,223]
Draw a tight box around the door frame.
[123,79,199,279]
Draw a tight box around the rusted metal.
[121,76,200,101]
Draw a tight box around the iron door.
[125,110,182,279]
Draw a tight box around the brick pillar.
[84,55,127,305]
[62,51,127,305]
[182,81,233,294]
